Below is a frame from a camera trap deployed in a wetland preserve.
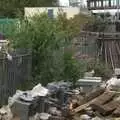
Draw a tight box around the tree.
[0,0,57,18]
[105,12,111,18]
[8,12,92,88]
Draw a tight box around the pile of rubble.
[1,69,120,120]
[71,80,120,120]
[0,106,13,120]
[0,82,72,120]
[68,69,120,120]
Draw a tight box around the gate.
[73,31,98,60]
[0,49,32,105]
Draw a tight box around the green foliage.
[63,48,86,85]
[8,13,89,87]
[8,11,93,88]
[0,0,57,18]
[93,62,113,80]
[85,16,107,32]
[80,58,113,81]
[56,11,93,38]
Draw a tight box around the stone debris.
[106,77,120,90]
[0,106,13,120]
[91,116,102,120]
[1,80,120,120]
[71,89,120,120]
[80,114,91,120]
[29,113,51,120]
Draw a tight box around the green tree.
[8,12,92,88]
[0,0,57,18]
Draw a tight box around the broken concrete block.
[10,100,31,120]
[113,107,120,117]
[91,116,103,120]
[80,114,91,120]
[114,68,120,75]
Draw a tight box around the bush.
[94,62,113,80]
[8,12,91,87]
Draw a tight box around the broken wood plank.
[91,100,119,116]
[72,92,115,114]
[85,87,105,102]
[90,91,115,105]
[113,106,120,117]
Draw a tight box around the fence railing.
[0,49,32,105]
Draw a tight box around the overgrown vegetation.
[84,59,113,80]
[8,12,93,88]
[94,62,113,80]
[0,0,57,18]
[84,12,112,32]
[2,10,113,90]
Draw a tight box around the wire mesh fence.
[0,49,32,105]
[72,31,98,60]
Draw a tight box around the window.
[48,9,54,19]
[105,0,109,6]
[103,0,106,7]
[96,1,99,7]
[98,1,101,7]
[111,0,114,6]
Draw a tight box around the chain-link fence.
[72,31,98,60]
[0,49,32,105]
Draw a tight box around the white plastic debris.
[39,113,51,120]
[7,53,12,61]
[72,89,80,95]
[31,84,49,97]
[106,77,120,89]
[80,114,91,120]
[8,90,24,107]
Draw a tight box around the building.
[25,7,80,19]
[87,0,120,10]
[58,0,70,6]
[69,0,85,7]
[57,0,90,15]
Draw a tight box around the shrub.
[8,12,91,87]
[94,62,113,80]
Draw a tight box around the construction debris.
[0,106,13,120]
[71,89,120,120]
[1,78,120,120]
